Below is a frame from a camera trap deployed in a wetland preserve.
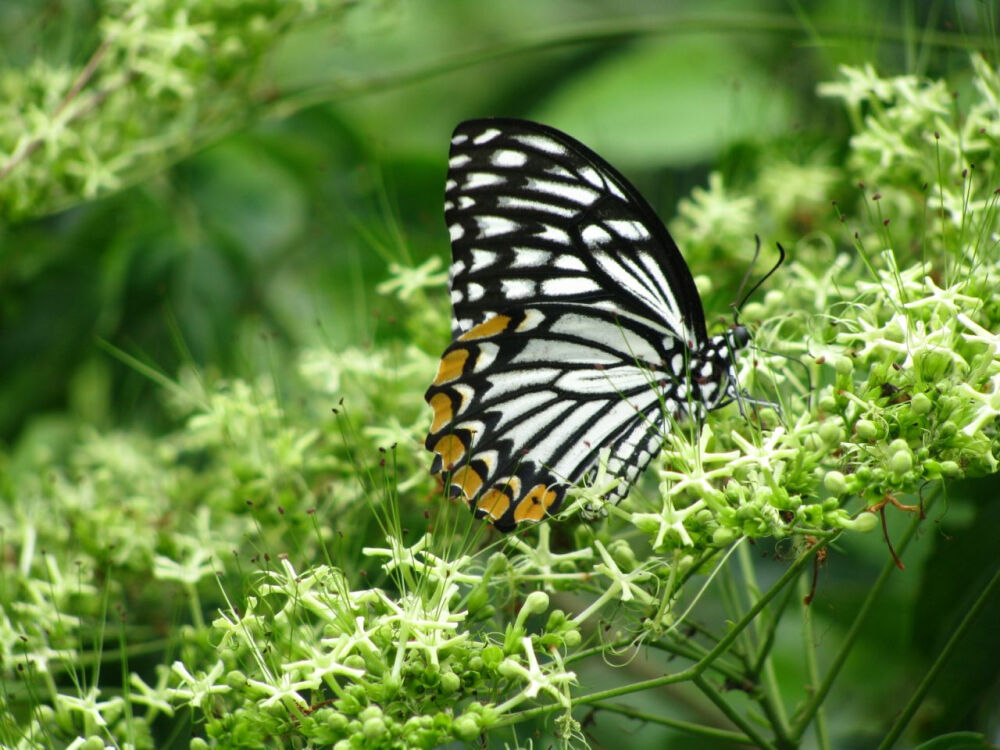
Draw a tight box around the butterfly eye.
[425,119,753,531]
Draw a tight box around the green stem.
[498,536,831,727]
[877,565,1000,750]
[645,638,747,685]
[750,581,798,678]
[798,575,830,750]
[719,562,756,662]
[693,674,778,750]
[789,501,932,741]
[590,700,752,744]
[739,542,792,741]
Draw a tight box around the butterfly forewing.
[427,118,736,530]
[444,119,708,345]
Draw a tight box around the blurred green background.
[1,0,998,746]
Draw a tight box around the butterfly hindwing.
[425,305,685,530]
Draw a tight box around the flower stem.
[590,700,752,744]
[798,574,830,750]
[789,493,936,741]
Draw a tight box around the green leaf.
[914,731,988,750]
[533,36,793,167]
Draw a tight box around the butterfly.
[424,118,749,532]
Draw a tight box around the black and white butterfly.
[424,118,749,532]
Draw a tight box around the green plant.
[2,21,999,750]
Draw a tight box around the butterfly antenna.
[732,235,764,321]
[735,240,787,316]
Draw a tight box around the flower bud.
[522,591,550,617]
[889,451,913,476]
[838,511,878,532]
[453,714,480,741]
[440,671,461,695]
[910,392,932,415]
[855,419,878,440]
[818,421,844,445]
[363,716,387,740]
[824,470,848,495]
[834,355,854,375]
[712,527,737,545]
[939,460,960,476]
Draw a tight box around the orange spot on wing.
[428,392,453,434]
[432,434,465,468]
[458,314,512,341]
[451,466,484,498]
[513,484,558,523]
[476,488,511,519]
[434,349,469,385]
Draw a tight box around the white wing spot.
[581,224,612,246]
[671,353,684,374]
[512,134,566,155]
[501,279,536,299]
[467,282,485,301]
[451,133,469,145]
[444,201,454,211]
[473,128,501,145]
[517,309,545,331]
[446,179,458,191]
[450,259,465,277]
[473,342,499,372]
[579,166,604,189]
[542,277,601,296]
[537,225,570,245]
[453,383,474,415]
[546,164,575,179]
[470,249,498,272]
[512,247,552,267]
[449,154,470,169]
[473,450,498,475]
[465,172,505,190]
[449,224,464,241]
[498,196,575,217]
[554,255,587,271]
[607,220,650,241]
[492,150,528,167]
[525,178,598,205]
[477,216,519,238]
[458,196,475,209]
[450,289,463,304]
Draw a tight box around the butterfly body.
[425,119,747,531]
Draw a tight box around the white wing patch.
[477,216,519,238]
[465,172,504,190]
[492,150,528,167]
[473,128,501,145]
[512,133,567,155]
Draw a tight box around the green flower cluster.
[2,55,999,749]
[0,0,351,220]
[172,542,579,748]
[614,54,1000,558]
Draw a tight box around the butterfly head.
[693,325,750,411]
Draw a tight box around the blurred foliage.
[1,0,999,748]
